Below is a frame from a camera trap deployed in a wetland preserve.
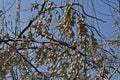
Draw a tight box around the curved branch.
[0,0,16,17]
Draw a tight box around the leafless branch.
[108,64,120,80]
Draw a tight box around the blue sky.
[0,0,120,79]
[0,0,118,39]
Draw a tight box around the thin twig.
[18,1,47,38]
[3,41,50,79]
[72,3,107,23]
[40,34,86,56]
[108,64,120,80]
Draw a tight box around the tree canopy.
[0,0,120,80]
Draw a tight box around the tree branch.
[18,1,47,38]
[108,64,120,80]
[40,34,86,56]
